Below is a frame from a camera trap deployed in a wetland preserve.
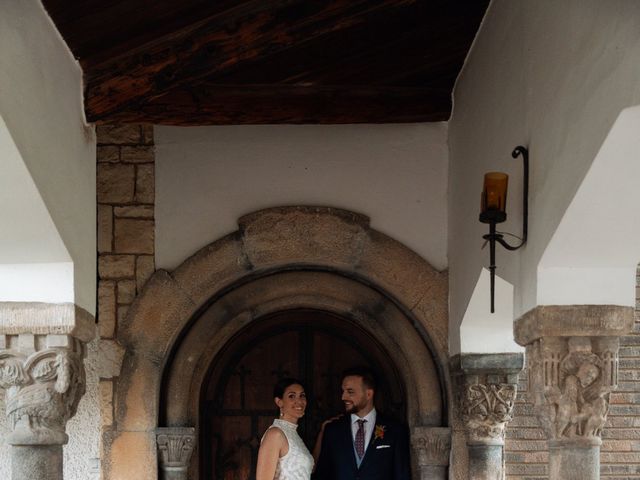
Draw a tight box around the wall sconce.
[479,146,529,313]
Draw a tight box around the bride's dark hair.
[273,377,306,399]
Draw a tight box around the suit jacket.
[315,414,411,480]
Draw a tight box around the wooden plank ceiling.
[42,0,489,125]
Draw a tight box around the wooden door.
[201,309,405,480]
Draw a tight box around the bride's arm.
[256,428,287,480]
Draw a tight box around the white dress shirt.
[350,408,377,454]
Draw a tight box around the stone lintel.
[514,305,634,346]
[0,302,96,343]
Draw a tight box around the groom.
[315,367,411,480]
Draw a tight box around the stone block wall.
[96,124,155,437]
[504,267,640,479]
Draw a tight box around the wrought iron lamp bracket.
[480,145,529,313]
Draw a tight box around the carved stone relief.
[527,336,618,441]
[463,382,517,443]
[411,427,451,467]
[0,336,86,445]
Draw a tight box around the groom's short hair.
[342,366,377,392]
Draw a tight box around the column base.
[11,445,63,480]
[549,438,601,480]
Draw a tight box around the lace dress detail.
[263,419,314,480]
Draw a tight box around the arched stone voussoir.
[238,206,370,270]
[119,270,197,355]
[358,229,446,307]
[409,276,449,361]
[170,232,251,308]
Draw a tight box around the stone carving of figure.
[544,338,611,439]
[576,363,610,437]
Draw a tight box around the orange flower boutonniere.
[374,424,386,441]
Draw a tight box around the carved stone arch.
[104,207,450,480]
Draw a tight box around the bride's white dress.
[263,419,314,480]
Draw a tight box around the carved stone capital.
[157,427,196,480]
[0,337,87,445]
[453,353,524,445]
[463,382,517,444]
[411,427,451,467]
[0,302,95,446]
[515,305,634,444]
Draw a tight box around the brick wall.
[505,267,640,479]
[95,124,155,430]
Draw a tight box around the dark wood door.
[201,309,405,480]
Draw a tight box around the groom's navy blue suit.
[315,414,411,480]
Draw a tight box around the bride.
[256,378,314,480]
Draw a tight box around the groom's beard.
[344,399,367,414]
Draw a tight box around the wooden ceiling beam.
[84,0,419,120]
[88,84,451,125]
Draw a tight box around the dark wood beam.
[88,84,451,125]
[84,0,418,120]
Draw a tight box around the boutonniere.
[374,424,386,441]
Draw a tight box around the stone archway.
[103,207,451,480]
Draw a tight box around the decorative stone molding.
[157,427,196,480]
[515,305,634,480]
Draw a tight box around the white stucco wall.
[0,0,96,313]
[448,0,640,353]
[155,123,449,272]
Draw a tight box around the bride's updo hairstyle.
[273,377,306,400]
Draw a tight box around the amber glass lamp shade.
[479,172,508,224]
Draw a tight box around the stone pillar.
[453,353,523,480]
[515,305,634,480]
[411,426,450,480]
[0,302,95,480]
[157,427,196,480]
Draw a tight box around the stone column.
[454,353,523,480]
[411,427,451,480]
[515,305,634,480]
[157,427,196,480]
[0,302,95,480]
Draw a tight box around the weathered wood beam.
[88,84,451,125]
[84,0,417,119]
